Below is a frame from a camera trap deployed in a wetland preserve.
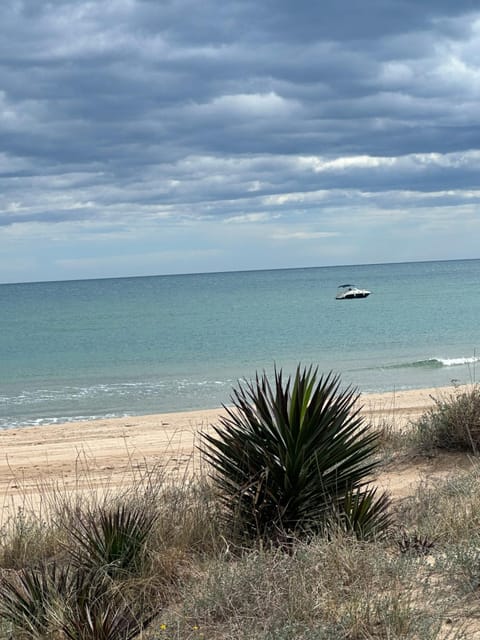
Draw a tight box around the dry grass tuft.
[413,385,480,454]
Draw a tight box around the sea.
[1,259,480,430]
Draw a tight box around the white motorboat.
[335,284,371,300]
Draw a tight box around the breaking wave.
[387,356,480,370]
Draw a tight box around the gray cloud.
[1,0,480,280]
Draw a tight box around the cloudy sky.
[2,0,480,283]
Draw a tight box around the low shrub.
[0,508,65,570]
[414,385,480,453]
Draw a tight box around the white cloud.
[193,92,299,119]
[301,155,395,172]
[298,150,480,174]
[223,213,274,224]
[271,230,339,240]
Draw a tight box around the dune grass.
[2,385,480,639]
[412,384,480,454]
[0,455,478,638]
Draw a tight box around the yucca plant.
[201,365,391,541]
[59,568,157,640]
[66,503,158,578]
[337,486,392,540]
[0,561,69,638]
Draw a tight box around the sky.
[2,0,480,283]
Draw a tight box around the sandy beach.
[0,385,463,516]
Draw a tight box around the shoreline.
[0,384,466,515]
[0,382,452,432]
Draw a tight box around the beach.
[0,385,459,516]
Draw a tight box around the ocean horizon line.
[1,255,478,287]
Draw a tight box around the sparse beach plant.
[58,568,157,640]
[66,502,158,578]
[397,530,435,556]
[396,464,480,544]
[0,561,69,638]
[337,486,392,540]
[200,365,391,542]
[0,561,157,640]
[414,385,480,454]
[173,528,446,640]
[0,507,64,569]
[150,476,225,557]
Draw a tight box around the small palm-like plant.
[67,503,158,578]
[60,569,157,640]
[0,562,157,640]
[338,486,392,540]
[201,365,390,540]
[0,562,69,638]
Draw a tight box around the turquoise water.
[1,259,480,429]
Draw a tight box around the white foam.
[437,356,480,367]
[0,412,131,430]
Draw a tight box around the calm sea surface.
[1,259,480,429]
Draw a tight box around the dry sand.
[0,384,471,517]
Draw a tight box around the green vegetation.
[0,503,159,639]
[200,366,391,541]
[414,384,480,453]
[67,502,158,577]
[2,372,480,638]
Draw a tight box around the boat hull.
[336,292,370,299]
